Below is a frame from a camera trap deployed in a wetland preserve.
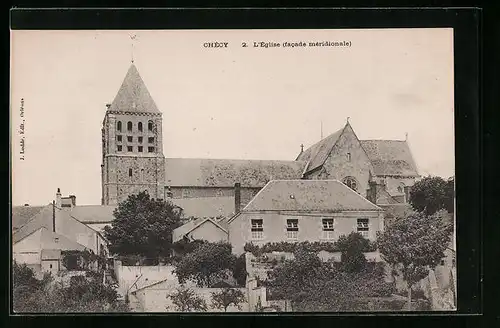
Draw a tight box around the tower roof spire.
[108,63,160,114]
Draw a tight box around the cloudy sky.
[11,28,454,206]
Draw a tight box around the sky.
[11,28,454,206]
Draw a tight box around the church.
[100,63,420,218]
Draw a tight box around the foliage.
[211,287,246,312]
[103,191,182,259]
[12,261,127,313]
[409,176,454,215]
[232,253,247,287]
[61,250,105,271]
[335,232,371,272]
[377,209,453,309]
[174,242,235,287]
[265,248,394,312]
[168,286,207,312]
[243,236,377,257]
[172,238,207,257]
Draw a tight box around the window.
[117,145,122,152]
[148,137,155,144]
[129,168,133,177]
[127,121,133,132]
[148,121,154,131]
[357,218,369,238]
[54,237,59,243]
[117,121,122,132]
[138,136,143,143]
[440,259,445,266]
[138,122,143,132]
[251,219,263,240]
[117,135,122,142]
[286,219,299,240]
[127,146,133,152]
[397,182,405,194]
[140,169,144,182]
[343,176,358,192]
[138,146,143,152]
[50,264,53,269]
[322,218,335,240]
[127,136,133,143]
[347,152,351,162]
[148,146,155,153]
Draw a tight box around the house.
[172,217,228,244]
[228,179,385,255]
[12,189,109,274]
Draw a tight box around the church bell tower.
[101,63,165,205]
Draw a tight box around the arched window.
[127,121,133,132]
[140,169,144,182]
[129,168,133,177]
[397,183,405,193]
[117,121,122,132]
[342,176,358,192]
[148,121,154,131]
[138,122,143,132]
[346,152,351,162]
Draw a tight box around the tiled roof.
[242,180,382,213]
[40,228,87,251]
[296,128,344,174]
[165,158,305,188]
[360,140,418,177]
[12,206,45,231]
[172,217,228,243]
[171,196,235,219]
[13,204,54,244]
[379,204,414,219]
[70,205,116,223]
[108,64,160,114]
[374,188,401,205]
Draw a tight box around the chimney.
[56,188,62,208]
[69,195,76,207]
[234,183,241,214]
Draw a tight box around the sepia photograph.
[11,28,455,313]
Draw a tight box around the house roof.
[165,158,305,188]
[374,187,401,205]
[379,203,414,219]
[108,64,160,114]
[41,249,62,260]
[12,205,45,231]
[70,205,116,223]
[241,180,382,213]
[296,127,344,174]
[172,217,228,243]
[360,140,419,177]
[12,203,102,245]
[171,196,235,219]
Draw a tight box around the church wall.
[378,176,416,196]
[312,124,373,198]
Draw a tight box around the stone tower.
[101,63,165,205]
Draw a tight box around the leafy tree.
[12,261,127,313]
[211,287,246,312]
[232,253,247,287]
[409,176,454,215]
[335,232,370,272]
[377,210,453,310]
[103,191,182,259]
[168,286,207,312]
[174,242,235,287]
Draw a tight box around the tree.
[409,176,454,215]
[103,191,182,259]
[335,232,370,273]
[174,242,235,287]
[12,261,127,313]
[377,210,453,310]
[211,287,246,312]
[168,286,207,312]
